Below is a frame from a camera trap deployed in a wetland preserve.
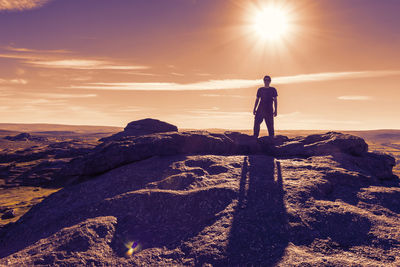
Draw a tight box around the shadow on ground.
[221,156,289,266]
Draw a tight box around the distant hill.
[0,130,20,138]
[0,123,123,134]
[345,130,400,142]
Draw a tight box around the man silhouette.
[253,75,278,138]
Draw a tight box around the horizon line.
[0,121,399,132]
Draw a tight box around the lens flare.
[124,240,141,257]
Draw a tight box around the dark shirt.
[256,87,278,113]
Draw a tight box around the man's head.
[263,75,271,86]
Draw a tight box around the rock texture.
[0,121,399,266]
[0,140,96,187]
[58,130,393,185]
[100,118,178,143]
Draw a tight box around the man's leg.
[265,113,275,137]
[253,112,264,138]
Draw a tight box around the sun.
[252,5,291,41]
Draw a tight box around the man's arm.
[253,97,260,115]
[273,97,278,117]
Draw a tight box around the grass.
[0,187,59,227]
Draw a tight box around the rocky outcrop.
[4,133,47,142]
[0,120,398,266]
[0,140,97,187]
[273,131,368,157]
[99,118,178,142]
[1,154,399,266]
[58,130,393,185]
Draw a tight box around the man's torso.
[257,87,277,113]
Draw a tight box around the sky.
[0,0,399,130]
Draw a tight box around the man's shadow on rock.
[222,156,289,266]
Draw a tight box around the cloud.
[0,78,27,85]
[0,0,51,11]
[1,98,68,107]
[0,53,39,60]
[337,95,372,101]
[125,72,159,77]
[71,76,92,81]
[4,46,70,54]
[0,47,149,70]
[66,70,400,91]
[68,79,259,91]
[26,59,149,70]
[202,93,247,98]
[170,72,185,77]
[21,99,66,105]
[273,70,400,84]
[25,93,97,99]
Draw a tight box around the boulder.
[100,119,178,142]
[332,152,397,180]
[274,132,368,157]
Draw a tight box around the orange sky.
[0,0,399,130]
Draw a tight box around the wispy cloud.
[0,53,39,60]
[0,0,51,11]
[71,76,92,81]
[0,78,27,85]
[273,70,400,84]
[24,93,97,99]
[125,72,159,77]
[3,98,68,106]
[202,93,247,98]
[26,59,149,70]
[4,46,70,54]
[337,95,372,101]
[67,70,400,91]
[170,72,185,77]
[67,79,260,91]
[0,47,149,70]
